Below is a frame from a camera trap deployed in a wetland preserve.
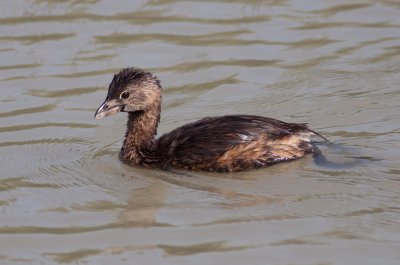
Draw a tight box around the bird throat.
[121,106,160,160]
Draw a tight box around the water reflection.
[117,176,167,227]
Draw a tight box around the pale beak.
[94,99,123,119]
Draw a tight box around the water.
[1,0,399,264]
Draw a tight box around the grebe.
[95,67,327,172]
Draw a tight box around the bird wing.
[155,115,313,169]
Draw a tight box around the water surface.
[1,0,400,264]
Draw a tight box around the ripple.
[320,229,364,240]
[327,129,399,138]
[0,176,61,192]
[0,122,95,133]
[70,200,127,212]
[31,162,91,188]
[270,238,321,246]
[95,31,339,49]
[0,75,34,81]
[74,54,116,62]
[165,75,240,94]
[114,11,271,25]
[0,63,40,71]
[45,249,102,264]
[0,104,56,118]
[0,33,75,44]
[343,208,386,217]
[27,86,103,98]
[310,3,371,17]
[285,38,339,49]
[94,30,272,46]
[0,10,270,26]
[0,48,14,52]
[46,68,118,78]
[44,245,157,263]
[157,59,281,73]
[195,214,298,227]
[0,13,111,25]
[34,0,100,4]
[279,55,337,69]
[158,241,255,256]
[334,37,398,56]
[0,137,86,148]
[148,0,287,5]
[361,45,400,64]
[0,221,173,234]
[292,21,399,30]
[152,172,281,209]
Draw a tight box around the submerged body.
[95,67,326,172]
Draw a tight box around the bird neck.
[122,105,161,156]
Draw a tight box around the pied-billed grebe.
[95,67,327,172]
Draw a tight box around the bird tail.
[308,128,330,143]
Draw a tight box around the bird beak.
[94,99,123,119]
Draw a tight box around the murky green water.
[1,0,400,264]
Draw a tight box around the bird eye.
[120,91,130,99]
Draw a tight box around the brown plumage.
[95,67,327,172]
